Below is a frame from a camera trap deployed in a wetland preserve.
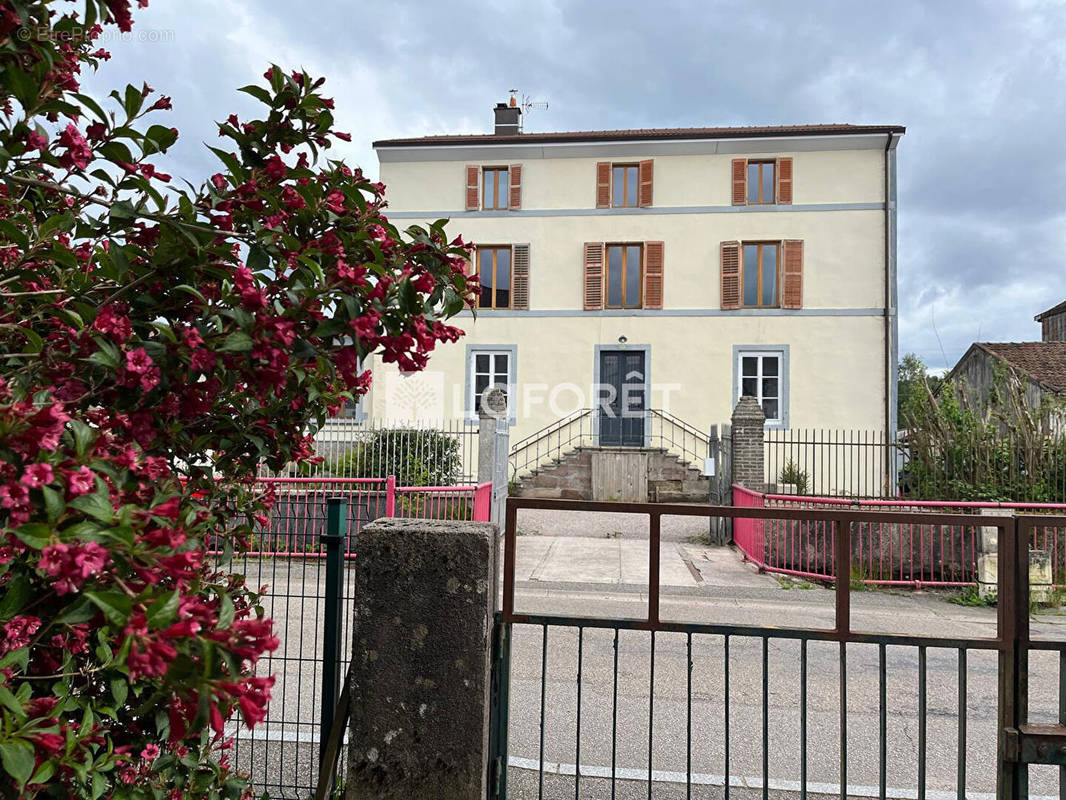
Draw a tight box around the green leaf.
[55,597,96,625]
[217,593,235,629]
[247,243,270,272]
[144,124,178,154]
[69,489,114,524]
[110,678,128,708]
[73,92,109,123]
[84,591,133,626]
[69,420,95,458]
[0,685,24,719]
[41,486,64,522]
[0,575,30,621]
[207,146,246,181]
[238,84,275,106]
[218,331,253,353]
[122,84,144,118]
[108,200,138,223]
[30,761,55,786]
[146,590,179,630]
[0,740,35,788]
[13,523,51,550]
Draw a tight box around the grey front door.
[598,349,646,447]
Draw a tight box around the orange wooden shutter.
[776,157,793,204]
[731,159,747,205]
[508,164,522,209]
[638,159,654,207]
[465,165,480,211]
[720,241,741,309]
[511,244,530,309]
[643,241,664,309]
[596,162,611,208]
[583,242,604,310]
[782,239,803,309]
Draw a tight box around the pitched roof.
[373,123,906,148]
[973,342,1066,393]
[1035,300,1066,322]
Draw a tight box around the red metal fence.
[209,477,492,558]
[732,484,1066,587]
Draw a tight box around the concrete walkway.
[514,535,777,591]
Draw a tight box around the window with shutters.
[466,345,516,423]
[746,160,775,205]
[741,242,779,308]
[734,346,789,427]
[605,243,643,308]
[732,157,792,205]
[597,160,653,208]
[482,167,509,210]
[477,246,511,309]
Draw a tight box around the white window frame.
[733,345,789,428]
[465,345,517,425]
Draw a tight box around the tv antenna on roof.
[509,89,548,130]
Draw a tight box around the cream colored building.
[362,104,904,462]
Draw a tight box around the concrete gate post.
[478,387,510,527]
[345,518,498,799]
[731,396,766,492]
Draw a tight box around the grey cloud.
[79,0,1066,368]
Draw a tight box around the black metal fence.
[492,497,1066,800]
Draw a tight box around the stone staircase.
[513,446,711,503]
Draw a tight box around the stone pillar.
[477,387,509,526]
[977,508,1052,602]
[346,518,498,800]
[731,396,766,491]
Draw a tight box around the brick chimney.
[493,101,521,136]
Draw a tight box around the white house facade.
[361,104,904,452]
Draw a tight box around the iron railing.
[734,484,1066,588]
[492,496,1066,800]
[508,408,709,480]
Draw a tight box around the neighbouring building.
[949,301,1066,425]
[354,101,904,494]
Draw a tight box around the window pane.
[475,373,489,399]
[762,399,779,420]
[607,246,623,307]
[763,378,779,398]
[476,354,489,372]
[493,354,508,377]
[762,245,777,306]
[742,377,758,397]
[613,166,625,207]
[478,250,492,308]
[482,171,494,208]
[743,245,759,306]
[742,356,758,376]
[500,169,509,206]
[747,163,760,203]
[763,357,779,377]
[626,166,638,207]
[762,163,775,203]
[625,245,641,307]
[495,249,510,308]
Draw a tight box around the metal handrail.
[508,408,596,479]
[648,408,708,445]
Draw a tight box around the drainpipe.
[884,132,899,490]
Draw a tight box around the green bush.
[327,428,463,486]
[778,459,810,494]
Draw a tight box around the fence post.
[320,497,347,768]
[385,474,396,518]
[478,387,509,526]
[493,415,509,527]
[346,518,498,799]
[731,397,766,492]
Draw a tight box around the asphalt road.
[222,556,1066,799]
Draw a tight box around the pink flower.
[26,130,47,151]
[263,155,286,182]
[125,347,153,375]
[21,463,54,489]
[66,466,95,496]
[93,306,132,342]
[57,124,92,170]
[0,483,30,509]
[38,541,110,595]
[280,185,305,211]
[1,616,41,655]
[141,744,160,760]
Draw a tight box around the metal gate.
[488,497,1066,799]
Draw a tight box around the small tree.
[0,2,473,797]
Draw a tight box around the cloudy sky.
[84,0,1066,370]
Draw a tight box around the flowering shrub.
[0,1,472,797]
